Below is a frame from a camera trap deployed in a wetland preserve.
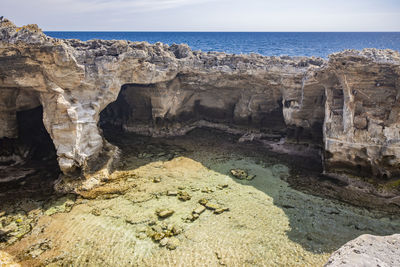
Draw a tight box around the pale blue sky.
[1,0,400,31]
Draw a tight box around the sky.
[1,0,400,31]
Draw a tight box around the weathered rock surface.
[0,18,399,186]
[320,50,400,179]
[325,234,400,267]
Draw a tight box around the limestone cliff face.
[0,19,399,184]
[100,57,325,141]
[320,50,400,178]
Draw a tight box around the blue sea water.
[45,32,400,58]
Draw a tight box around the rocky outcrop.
[0,18,399,187]
[320,50,400,179]
[325,234,400,267]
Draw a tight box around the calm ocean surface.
[45,32,400,58]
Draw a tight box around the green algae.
[44,195,76,216]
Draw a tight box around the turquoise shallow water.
[45,31,400,58]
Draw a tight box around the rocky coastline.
[1,18,400,266]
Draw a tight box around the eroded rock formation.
[0,18,399,187]
[320,51,400,178]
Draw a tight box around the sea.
[44,32,400,58]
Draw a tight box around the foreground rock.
[0,18,399,189]
[325,234,400,267]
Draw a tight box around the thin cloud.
[1,0,399,31]
[32,0,213,13]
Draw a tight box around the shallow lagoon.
[2,129,400,266]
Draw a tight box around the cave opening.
[0,105,60,197]
[99,83,291,138]
[99,83,324,176]
[16,106,57,162]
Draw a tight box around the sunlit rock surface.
[325,234,400,267]
[0,18,399,185]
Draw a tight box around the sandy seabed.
[2,129,400,266]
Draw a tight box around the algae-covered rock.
[201,187,214,193]
[205,202,220,210]
[198,198,208,206]
[152,232,165,241]
[44,195,76,216]
[184,213,200,222]
[91,208,101,216]
[171,225,183,235]
[147,222,183,244]
[230,169,248,180]
[217,184,229,190]
[177,191,191,201]
[214,208,230,214]
[230,169,255,180]
[26,239,52,258]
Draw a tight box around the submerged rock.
[177,191,191,201]
[184,213,200,222]
[230,169,247,179]
[193,205,206,215]
[201,187,214,193]
[159,237,168,247]
[152,232,165,241]
[166,237,180,250]
[152,177,162,183]
[171,225,183,235]
[44,196,75,216]
[217,184,229,190]
[26,239,52,259]
[136,232,147,240]
[205,202,220,210]
[198,198,209,206]
[166,191,178,196]
[156,209,175,219]
[230,169,255,180]
[214,208,230,215]
[91,208,101,216]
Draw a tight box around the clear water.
[3,130,400,266]
[45,31,400,58]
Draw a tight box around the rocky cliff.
[0,19,399,188]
